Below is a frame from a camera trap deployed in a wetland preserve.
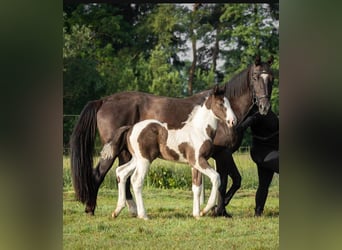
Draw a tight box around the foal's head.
[207,85,237,128]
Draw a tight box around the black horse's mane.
[224,65,251,99]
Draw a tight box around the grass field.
[63,153,279,249]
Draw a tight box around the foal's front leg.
[191,168,202,218]
[192,158,221,217]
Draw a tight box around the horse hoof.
[200,211,205,217]
[224,212,233,218]
[138,215,149,220]
[254,208,263,217]
[212,207,232,218]
[111,211,117,218]
[85,207,95,215]
[85,210,94,216]
[126,200,137,216]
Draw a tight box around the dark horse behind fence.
[70,56,274,216]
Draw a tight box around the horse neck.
[224,66,254,122]
[229,90,254,122]
[185,103,218,132]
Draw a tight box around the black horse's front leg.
[223,157,241,207]
[212,147,241,217]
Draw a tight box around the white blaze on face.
[223,97,236,127]
[260,73,269,83]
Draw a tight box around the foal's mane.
[224,65,252,98]
[183,95,209,125]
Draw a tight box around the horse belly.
[160,138,188,163]
[156,130,187,163]
[162,131,190,164]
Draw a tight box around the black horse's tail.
[70,100,103,204]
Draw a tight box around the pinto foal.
[109,86,237,219]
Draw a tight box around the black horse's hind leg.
[255,165,274,216]
[212,147,241,217]
[85,149,134,215]
[263,150,279,174]
[86,158,115,215]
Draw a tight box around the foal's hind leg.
[118,150,137,216]
[131,159,150,220]
[112,158,137,218]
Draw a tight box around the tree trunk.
[212,26,220,75]
[187,3,200,96]
[188,37,196,96]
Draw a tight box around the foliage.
[63,3,279,148]
[63,154,279,191]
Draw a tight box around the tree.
[220,3,279,114]
[63,3,279,149]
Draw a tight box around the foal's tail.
[70,100,103,204]
[110,125,132,157]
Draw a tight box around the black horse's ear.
[268,55,274,65]
[255,55,261,66]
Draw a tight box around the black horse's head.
[250,55,274,115]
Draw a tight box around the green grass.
[63,153,279,249]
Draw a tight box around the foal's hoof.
[126,200,137,217]
[138,215,149,220]
[111,211,118,218]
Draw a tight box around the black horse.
[70,56,275,216]
[235,109,279,216]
